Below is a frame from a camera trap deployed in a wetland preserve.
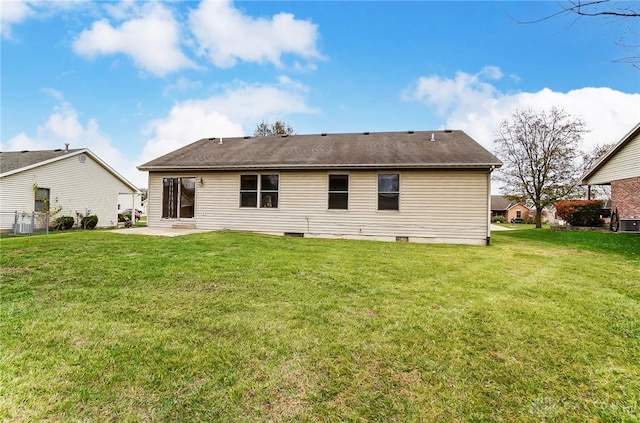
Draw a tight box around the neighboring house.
[138,130,502,245]
[0,147,139,230]
[490,195,530,222]
[529,205,559,225]
[118,193,144,214]
[581,121,640,231]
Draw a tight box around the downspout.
[486,166,494,246]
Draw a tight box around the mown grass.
[1,229,639,422]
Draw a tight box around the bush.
[492,216,506,223]
[81,215,99,229]
[54,216,75,230]
[556,200,603,227]
[118,213,128,223]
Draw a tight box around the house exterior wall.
[507,204,529,223]
[611,176,640,219]
[146,169,491,245]
[0,154,136,229]
[583,131,640,185]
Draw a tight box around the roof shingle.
[138,130,502,171]
[0,149,83,174]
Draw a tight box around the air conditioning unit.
[620,219,640,232]
[13,222,32,234]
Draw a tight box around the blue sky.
[2,0,639,188]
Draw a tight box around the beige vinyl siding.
[0,155,135,229]
[148,169,490,245]
[584,132,640,185]
[0,173,35,229]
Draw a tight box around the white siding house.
[581,122,640,230]
[138,131,502,245]
[0,148,139,230]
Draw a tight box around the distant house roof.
[581,121,640,185]
[0,148,139,192]
[138,130,502,171]
[0,148,83,174]
[491,195,521,211]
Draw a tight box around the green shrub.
[54,216,75,230]
[492,216,506,224]
[118,213,128,223]
[81,215,99,229]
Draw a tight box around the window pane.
[329,193,348,210]
[378,174,399,192]
[261,193,278,208]
[329,174,349,191]
[180,178,195,218]
[34,188,50,212]
[261,175,279,191]
[378,193,399,210]
[241,192,257,207]
[162,178,178,218]
[241,175,258,190]
[378,174,399,211]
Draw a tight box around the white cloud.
[138,78,319,166]
[402,66,502,116]
[2,102,144,187]
[188,0,322,68]
[73,2,194,76]
[0,0,33,38]
[40,88,64,101]
[2,1,97,39]
[403,67,640,155]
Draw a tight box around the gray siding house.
[581,121,640,231]
[138,130,502,245]
[0,148,139,230]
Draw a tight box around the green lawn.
[1,229,639,422]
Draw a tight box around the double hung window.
[328,174,349,210]
[34,188,50,212]
[378,173,400,211]
[162,177,195,218]
[240,174,279,208]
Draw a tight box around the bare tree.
[518,0,639,20]
[254,120,295,137]
[506,0,639,68]
[494,107,589,228]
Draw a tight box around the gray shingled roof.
[0,149,83,174]
[138,130,502,171]
[491,195,516,211]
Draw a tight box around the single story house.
[581,121,640,232]
[0,147,139,230]
[138,130,502,245]
[490,195,530,223]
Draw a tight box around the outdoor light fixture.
[198,177,204,185]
